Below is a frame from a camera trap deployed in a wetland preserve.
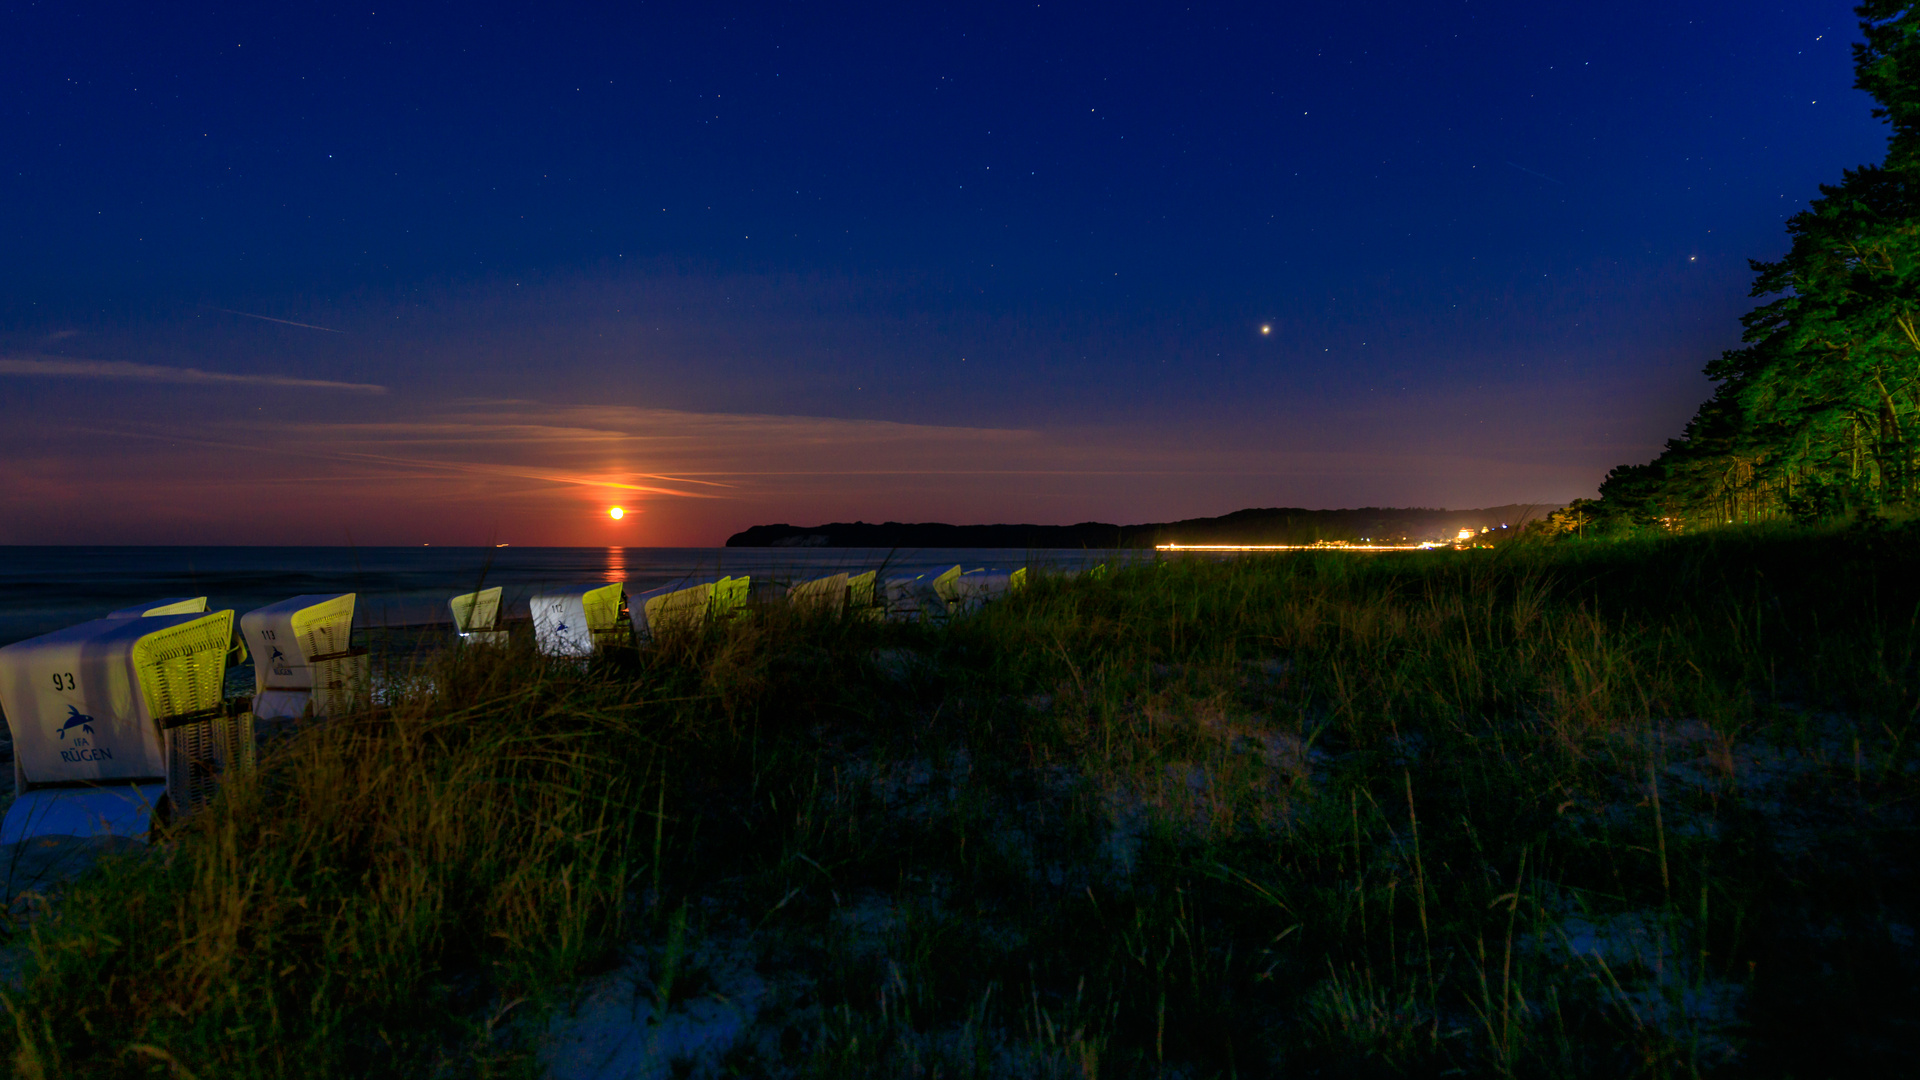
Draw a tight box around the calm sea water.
[0,546,1124,648]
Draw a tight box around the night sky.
[0,2,1883,546]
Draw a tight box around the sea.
[0,546,1126,650]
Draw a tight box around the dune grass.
[4,524,1918,1077]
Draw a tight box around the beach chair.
[942,570,1014,615]
[882,567,956,622]
[1010,567,1028,593]
[105,597,208,619]
[847,570,883,620]
[241,594,367,721]
[0,609,252,841]
[449,586,509,647]
[629,575,753,642]
[785,572,848,615]
[711,575,751,620]
[631,581,712,642]
[531,583,628,657]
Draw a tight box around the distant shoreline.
[727,504,1557,549]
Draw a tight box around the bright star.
[1260,324,1271,335]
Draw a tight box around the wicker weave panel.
[288,594,356,661]
[165,711,255,816]
[132,611,234,722]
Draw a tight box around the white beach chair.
[531,583,627,657]
[449,586,509,647]
[882,567,958,622]
[240,593,367,721]
[0,609,250,841]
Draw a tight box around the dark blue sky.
[0,2,1884,544]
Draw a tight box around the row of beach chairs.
[461,565,1035,657]
[0,562,1057,846]
[0,591,369,846]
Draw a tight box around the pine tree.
[1597,3,1920,527]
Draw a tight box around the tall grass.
[5,523,1918,1077]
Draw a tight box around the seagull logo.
[269,645,287,663]
[554,621,569,634]
[56,705,95,740]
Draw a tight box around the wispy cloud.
[0,354,385,394]
[207,307,346,333]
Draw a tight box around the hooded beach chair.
[711,575,751,620]
[531,582,628,657]
[105,597,208,619]
[0,609,252,842]
[785,572,848,615]
[940,569,1014,615]
[241,594,367,721]
[882,567,959,622]
[630,580,712,642]
[629,575,752,642]
[847,570,883,620]
[449,586,509,647]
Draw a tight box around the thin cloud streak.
[0,355,385,393]
[208,307,346,333]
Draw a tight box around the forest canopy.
[1584,1,1920,531]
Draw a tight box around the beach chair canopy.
[847,571,881,618]
[712,575,751,619]
[105,597,208,619]
[631,580,711,641]
[449,586,503,634]
[785,572,848,614]
[532,582,626,657]
[449,586,510,647]
[0,609,234,794]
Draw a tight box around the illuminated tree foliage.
[1598,1,1920,527]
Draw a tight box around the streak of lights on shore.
[1156,542,1453,552]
